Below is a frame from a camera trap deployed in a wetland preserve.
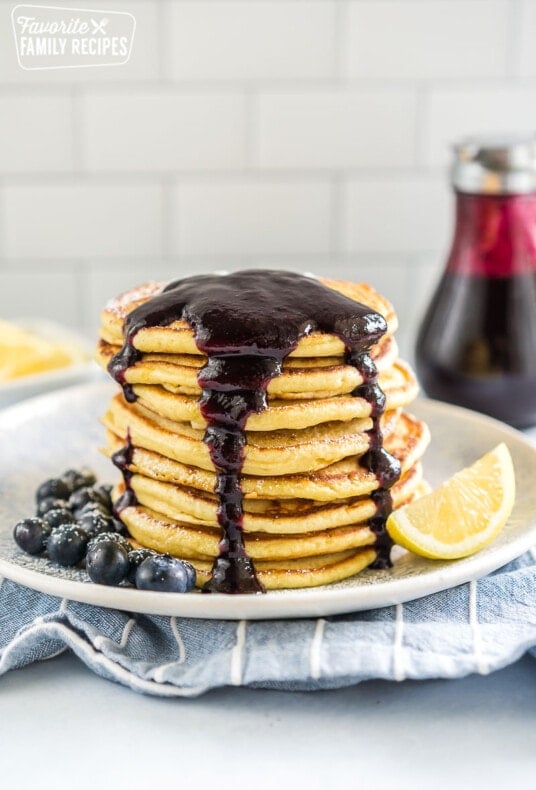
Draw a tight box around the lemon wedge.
[386,443,515,560]
[0,320,87,382]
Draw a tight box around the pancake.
[121,359,417,432]
[191,549,378,591]
[103,410,430,501]
[95,333,399,399]
[114,477,429,567]
[118,500,376,560]
[119,461,423,534]
[99,278,399,358]
[102,393,378,476]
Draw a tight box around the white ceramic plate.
[0,382,535,620]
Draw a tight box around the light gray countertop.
[1,651,536,789]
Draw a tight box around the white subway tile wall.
[346,1,509,80]
[0,93,74,173]
[0,0,535,359]
[4,183,163,258]
[82,90,248,171]
[341,176,450,254]
[519,1,536,76]
[173,180,332,256]
[258,89,418,168]
[166,2,337,81]
[423,85,536,166]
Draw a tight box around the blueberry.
[77,511,115,538]
[73,501,109,520]
[69,487,104,512]
[36,497,70,517]
[47,525,88,567]
[62,468,96,493]
[43,507,75,529]
[36,478,70,503]
[127,548,156,585]
[93,484,113,509]
[13,517,51,555]
[86,541,129,586]
[135,554,195,593]
[182,561,197,591]
[87,531,131,554]
[112,518,127,535]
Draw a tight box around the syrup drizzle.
[347,349,400,568]
[111,430,137,514]
[108,270,401,593]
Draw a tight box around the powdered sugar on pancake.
[106,282,164,318]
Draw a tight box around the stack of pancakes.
[96,277,430,590]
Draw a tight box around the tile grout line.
[2,77,536,94]
[333,0,349,82]
[413,83,429,168]
[156,0,170,83]
[505,0,523,79]
[0,167,448,184]
[75,260,91,334]
[161,177,175,258]
[70,85,85,172]
[329,174,343,258]
[0,177,5,260]
[244,88,260,171]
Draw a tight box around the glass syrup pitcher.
[416,135,536,428]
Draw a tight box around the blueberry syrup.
[108,270,401,592]
[111,431,137,514]
[348,348,401,568]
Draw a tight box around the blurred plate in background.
[0,319,100,409]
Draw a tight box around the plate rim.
[0,383,535,620]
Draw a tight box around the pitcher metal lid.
[452,134,536,194]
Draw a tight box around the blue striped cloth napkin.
[1,549,536,697]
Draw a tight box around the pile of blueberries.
[13,468,196,593]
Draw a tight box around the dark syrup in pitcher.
[416,138,536,429]
[417,269,536,427]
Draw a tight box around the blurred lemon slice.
[386,443,515,560]
[0,320,87,381]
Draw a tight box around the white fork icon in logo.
[91,17,108,35]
